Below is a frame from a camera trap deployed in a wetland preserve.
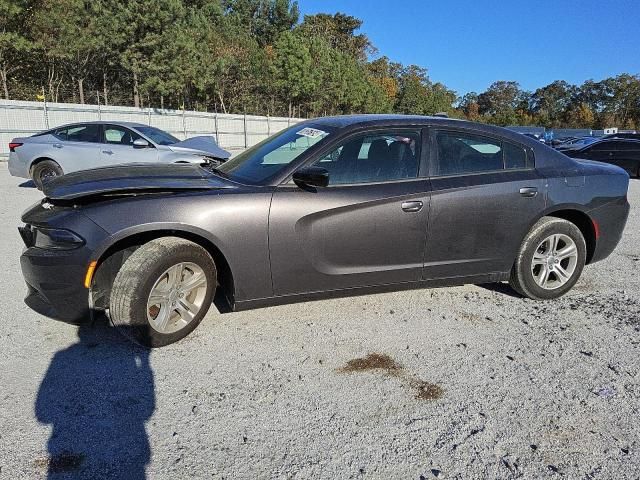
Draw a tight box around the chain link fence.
[0,99,304,159]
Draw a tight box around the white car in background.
[8,121,231,188]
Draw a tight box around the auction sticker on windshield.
[296,127,327,138]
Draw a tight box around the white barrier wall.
[0,99,303,158]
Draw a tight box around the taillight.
[9,142,22,152]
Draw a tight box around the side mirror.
[133,138,150,149]
[292,166,329,188]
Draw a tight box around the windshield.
[216,124,334,184]
[135,126,180,145]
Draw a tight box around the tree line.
[1,0,639,129]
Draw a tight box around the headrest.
[368,139,389,161]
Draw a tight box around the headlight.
[30,226,85,250]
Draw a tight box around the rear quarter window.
[504,142,528,169]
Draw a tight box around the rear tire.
[109,237,217,347]
[509,217,586,300]
[31,160,63,190]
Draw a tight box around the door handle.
[401,201,423,212]
[52,143,63,149]
[519,187,538,198]
[102,150,114,155]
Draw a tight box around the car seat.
[358,138,390,182]
[389,140,417,178]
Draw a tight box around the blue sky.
[298,0,640,96]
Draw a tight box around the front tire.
[509,217,587,300]
[109,237,217,347]
[31,159,63,190]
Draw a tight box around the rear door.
[269,128,430,296]
[100,124,158,165]
[423,128,546,279]
[50,124,103,173]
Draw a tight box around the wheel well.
[29,157,58,174]
[91,230,235,310]
[546,209,596,263]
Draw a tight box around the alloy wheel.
[40,168,58,184]
[530,234,579,290]
[146,262,208,334]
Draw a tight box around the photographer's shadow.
[35,317,155,479]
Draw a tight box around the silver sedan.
[8,121,230,188]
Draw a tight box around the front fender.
[91,222,231,263]
[81,190,274,301]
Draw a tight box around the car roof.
[591,138,640,144]
[578,138,640,150]
[303,114,544,148]
[307,114,461,128]
[50,121,151,129]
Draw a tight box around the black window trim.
[428,127,535,179]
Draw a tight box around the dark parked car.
[19,115,630,347]
[603,132,640,141]
[522,133,545,143]
[562,138,640,177]
[555,136,599,151]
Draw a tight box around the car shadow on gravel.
[34,316,155,479]
[477,282,522,298]
[19,180,36,188]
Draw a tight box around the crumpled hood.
[168,136,231,159]
[42,163,235,201]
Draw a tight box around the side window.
[435,131,502,176]
[313,130,420,185]
[54,127,68,140]
[503,142,528,169]
[103,125,142,146]
[614,142,639,151]
[262,132,327,165]
[434,131,532,176]
[54,124,101,143]
[588,141,614,152]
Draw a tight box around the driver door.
[268,128,430,296]
[100,124,158,165]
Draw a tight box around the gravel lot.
[0,163,638,480]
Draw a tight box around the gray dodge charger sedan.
[18,115,630,347]
[8,121,230,188]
